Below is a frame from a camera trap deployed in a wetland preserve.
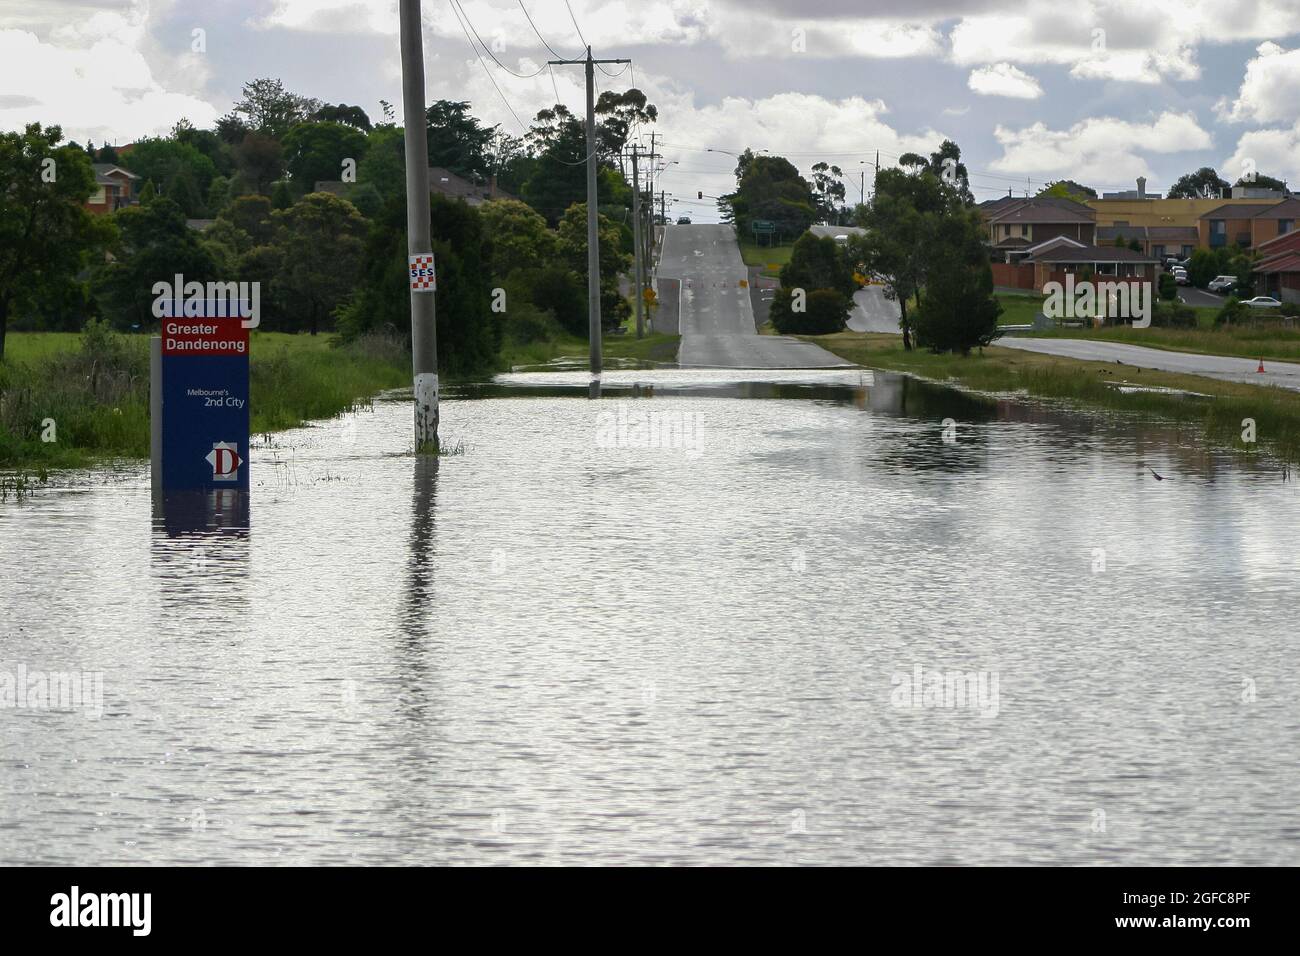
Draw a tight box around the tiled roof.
[1029,244,1158,263]
[985,198,1094,224]
[1200,198,1300,220]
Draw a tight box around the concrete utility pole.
[549,47,630,379]
[399,0,437,448]
[630,145,644,338]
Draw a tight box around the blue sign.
[156,316,250,492]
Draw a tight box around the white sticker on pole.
[409,254,436,292]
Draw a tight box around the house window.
[1003,224,1011,237]
[1153,245,1165,258]
[1280,220,1294,235]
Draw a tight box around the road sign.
[153,315,250,492]
[752,220,776,234]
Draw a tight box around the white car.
[1174,271,1190,285]
[1207,276,1237,293]
[1242,296,1282,308]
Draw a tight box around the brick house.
[1096,224,1198,261]
[85,164,139,214]
[991,235,1158,292]
[979,196,1096,261]
[1252,230,1300,304]
[1199,197,1300,250]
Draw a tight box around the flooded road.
[2,368,1298,865]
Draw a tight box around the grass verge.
[0,326,411,471]
[810,330,1300,464]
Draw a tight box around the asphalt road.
[996,336,1300,391]
[849,285,903,332]
[657,224,853,368]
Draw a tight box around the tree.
[1236,172,1288,192]
[849,165,956,350]
[722,153,817,240]
[92,198,218,330]
[1039,180,1097,201]
[263,193,368,334]
[595,88,657,171]
[0,124,116,357]
[898,140,975,205]
[219,194,275,248]
[780,232,856,299]
[232,132,284,194]
[119,137,218,217]
[810,162,846,224]
[908,205,1001,354]
[1167,166,1230,200]
[337,193,501,376]
[557,203,631,331]
[522,106,588,225]
[425,100,495,180]
[282,120,367,194]
[355,125,406,201]
[478,199,556,276]
[226,77,321,140]
[313,103,373,132]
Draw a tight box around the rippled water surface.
[2,368,1298,865]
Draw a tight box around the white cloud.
[1218,42,1300,125]
[990,111,1213,186]
[967,63,1042,99]
[0,17,217,144]
[1223,122,1300,187]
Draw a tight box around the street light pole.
[399,0,437,449]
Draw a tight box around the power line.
[564,0,588,48]
[448,0,530,133]
[516,0,579,60]
[451,0,546,77]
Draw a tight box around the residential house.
[1252,230,1300,304]
[1096,224,1199,261]
[85,163,139,214]
[991,235,1158,292]
[979,196,1095,262]
[1198,197,1300,251]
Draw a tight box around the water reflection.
[3,367,1298,866]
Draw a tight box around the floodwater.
[2,368,1298,866]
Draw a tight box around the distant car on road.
[1207,275,1237,293]
[676,216,692,225]
[1242,296,1282,308]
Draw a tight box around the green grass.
[737,237,793,277]
[993,293,1045,326]
[500,331,680,370]
[0,327,411,471]
[1021,321,1300,362]
[810,331,1300,464]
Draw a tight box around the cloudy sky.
[3,0,1300,220]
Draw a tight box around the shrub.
[769,287,850,334]
[1151,303,1196,328]
[1215,297,1247,326]
[1158,272,1177,301]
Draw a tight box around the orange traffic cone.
[1257,358,1266,373]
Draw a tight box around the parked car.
[1243,296,1282,308]
[1207,275,1237,293]
[1174,271,1190,285]
[676,216,691,225]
